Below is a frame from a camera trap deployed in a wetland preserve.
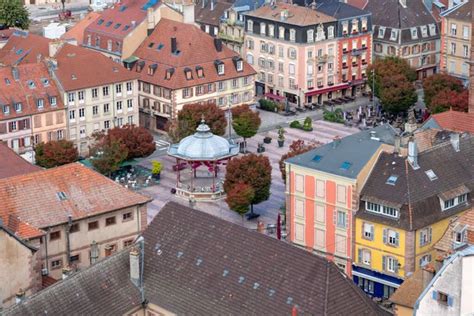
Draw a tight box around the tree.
[35,140,78,168]
[423,73,465,109]
[106,125,155,160]
[90,139,128,175]
[224,154,272,217]
[429,89,468,113]
[225,182,255,218]
[367,57,417,114]
[279,140,319,183]
[231,104,261,153]
[0,0,29,29]
[169,103,227,142]
[379,74,418,114]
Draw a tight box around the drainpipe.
[136,206,141,233]
[65,215,72,266]
[44,228,49,274]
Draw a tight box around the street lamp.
[372,68,375,109]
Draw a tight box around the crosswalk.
[155,140,170,151]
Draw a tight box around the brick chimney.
[422,264,435,289]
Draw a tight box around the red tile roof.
[54,44,140,91]
[61,12,101,43]
[83,0,160,52]
[0,143,41,179]
[246,3,336,26]
[132,19,256,89]
[346,0,368,9]
[0,63,65,121]
[0,163,151,240]
[0,31,51,66]
[431,109,474,134]
[0,29,15,44]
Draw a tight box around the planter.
[263,137,272,144]
[152,173,161,180]
[278,139,284,147]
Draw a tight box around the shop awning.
[264,92,285,101]
[305,84,350,97]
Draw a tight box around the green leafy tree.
[35,140,78,168]
[231,104,261,153]
[0,0,29,29]
[224,154,271,214]
[422,73,465,109]
[380,74,418,114]
[167,103,227,142]
[90,139,128,175]
[225,182,255,218]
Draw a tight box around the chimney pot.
[15,289,25,304]
[171,37,177,54]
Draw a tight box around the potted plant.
[277,127,285,147]
[151,160,163,180]
[263,132,272,144]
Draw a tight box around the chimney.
[394,135,401,154]
[171,37,177,54]
[210,0,214,10]
[434,255,444,272]
[36,53,42,63]
[182,1,195,24]
[147,7,155,36]
[450,133,460,152]
[62,266,72,279]
[202,0,206,9]
[332,135,341,148]
[48,40,64,58]
[129,247,140,287]
[422,265,435,289]
[15,289,25,304]
[12,66,19,81]
[131,20,136,28]
[448,0,454,8]
[407,141,419,169]
[90,240,100,265]
[310,0,317,10]
[214,38,223,52]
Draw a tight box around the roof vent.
[56,191,67,200]
[71,74,77,80]
[312,154,322,162]
[196,258,203,266]
[222,269,229,277]
[340,161,352,170]
[177,251,183,258]
[238,276,245,283]
[155,243,162,255]
[407,141,419,170]
[253,282,260,289]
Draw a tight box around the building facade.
[353,136,473,299]
[366,0,440,80]
[285,125,398,275]
[126,18,255,132]
[0,63,65,156]
[440,1,472,86]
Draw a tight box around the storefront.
[352,265,403,299]
[304,83,350,104]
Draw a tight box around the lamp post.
[372,68,375,109]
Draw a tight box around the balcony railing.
[218,32,244,44]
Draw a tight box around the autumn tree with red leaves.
[224,154,271,217]
[167,103,227,142]
[422,73,468,113]
[226,182,255,217]
[90,139,128,175]
[35,140,79,168]
[429,89,468,113]
[231,104,261,153]
[279,140,319,183]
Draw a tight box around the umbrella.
[277,213,281,240]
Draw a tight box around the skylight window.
[97,19,104,25]
[114,23,122,29]
[57,191,67,200]
[27,80,36,89]
[313,155,322,162]
[340,161,352,170]
[119,5,127,11]
[106,21,113,27]
[386,175,398,185]
[16,49,23,55]
[123,25,130,31]
[425,169,438,181]
[157,43,164,50]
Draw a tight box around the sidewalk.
[28,0,90,20]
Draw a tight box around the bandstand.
[167,119,239,201]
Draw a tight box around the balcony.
[342,48,349,54]
[328,82,334,86]
[218,31,244,44]
[342,63,348,69]
[352,62,358,67]
[317,55,328,63]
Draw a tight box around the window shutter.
[25,119,30,129]
[432,290,438,300]
[358,248,362,263]
[447,295,453,307]
[428,227,432,243]
[18,120,24,130]
[370,225,374,240]
[419,230,423,246]
[395,232,400,247]
[394,259,399,273]
[345,213,348,228]
[383,228,387,244]
[382,256,386,271]
[333,210,337,226]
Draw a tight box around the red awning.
[264,92,285,101]
[304,84,350,97]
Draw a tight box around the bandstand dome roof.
[167,120,239,161]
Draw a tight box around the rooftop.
[294,0,371,19]
[61,12,101,43]
[358,135,474,230]
[435,207,474,253]
[0,143,41,179]
[0,30,51,66]
[245,2,336,26]
[285,125,398,179]
[422,109,474,134]
[5,201,386,315]
[440,0,472,21]
[0,163,151,239]
[195,0,233,26]
[389,268,425,308]
[0,63,64,121]
[131,18,255,89]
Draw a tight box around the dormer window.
[342,21,348,35]
[247,20,253,33]
[136,61,145,72]
[351,19,359,33]
[3,105,9,114]
[260,22,266,35]
[429,23,436,35]
[14,102,22,112]
[184,68,193,80]
[289,29,296,42]
[327,26,334,39]
[361,18,367,31]
[390,29,398,41]
[307,29,314,43]
[148,64,157,75]
[165,68,174,80]
[49,97,57,107]
[269,24,275,37]
[411,27,418,39]
[215,60,225,75]
[196,66,204,78]
[421,25,428,37]
[37,98,44,109]
[279,26,285,39]
[237,60,243,72]
[365,201,399,218]
[441,193,468,211]
[378,27,385,38]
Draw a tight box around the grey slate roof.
[6,202,386,316]
[441,1,472,21]
[366,0,437,28]
[316,0,371,19]
[358,134,474,230]
[286,125,398,179]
